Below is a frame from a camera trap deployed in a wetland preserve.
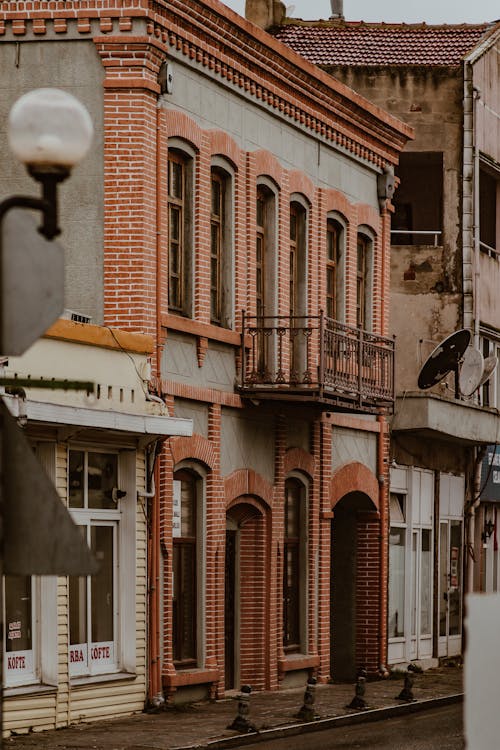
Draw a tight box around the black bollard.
[296,677,318,722]
[396,664,418,702]
[346,667,368,710]
[227,685,258,733]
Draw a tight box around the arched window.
[356,231,373,331]
[256,181,277,318]
[210,163,234,327]
[283,477,307,653]
[172,468,200,666]
[168,146,194,317]
[326,217,345,322]
[289,201,307,320]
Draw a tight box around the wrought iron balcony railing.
[239,312,395,412]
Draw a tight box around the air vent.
[62,309,92,324]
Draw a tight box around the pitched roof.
[273,20,498,67]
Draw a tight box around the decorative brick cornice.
[0,0,412,168]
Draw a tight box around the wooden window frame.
[356,234,368,330]
[283,478,303,653]
[210,170,224,325]
[168,152,187,315]
[173,469,198,667]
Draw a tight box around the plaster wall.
[220,408,274,482]
[331,427,377,475]
[161,334,237,392]
[173,400,209,439]
[0,40,105,323]
[165,59,379,208]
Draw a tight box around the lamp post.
[1,87,93,239]
[0,88,93,745]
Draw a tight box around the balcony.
[239,313,395,413]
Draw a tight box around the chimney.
[245,0,286,30]
[330,0,344,19]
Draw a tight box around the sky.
[220,0,500,24]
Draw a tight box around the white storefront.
[389,465,464,667]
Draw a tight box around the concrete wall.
[162,334,237,392]
[0,39,105,323]
[221,408,275,482]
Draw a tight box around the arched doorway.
[225,498,269,691]
[330,491,380,681]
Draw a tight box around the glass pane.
[283,544,300,648]
[449,521,462,636]
[69,575,88,646]
[388,528,405,637]
[88,453,118,509]
[439,523,448,637]
[180,477,196,537]
[69,450,85,508]
[256,195,264,227]
[91,526,114,643]
[285,481,301,537]
[173,543,196,661]
[420,529,432,635]
[290,211,297,241]
[211,178,221,216]
[5,576,32,652]
[170,206,180,242]
[170,160,183,199]
[411,532,417,637]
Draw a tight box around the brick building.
[269,1,500,666]
[0,0,411,729]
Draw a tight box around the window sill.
[278,654,320,674]
[163,667,219,688]
[70,671,137,688]
[4,683,57,698]
[162,314,242,347]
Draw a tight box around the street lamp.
[2,87,93,239]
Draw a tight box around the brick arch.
[322,187,354,219]
[330,461,379,513]
[163,110,204,150]
[209,130,242,169]
[288,171,315,202]
[224,468,274,510]
[356,203,381,232]
[252,149,283,187]
[283,447,315,480]
[168,433,217,470]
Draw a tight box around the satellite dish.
[417,329,471,391]
[477,356,498,388]
[458,347,484,397]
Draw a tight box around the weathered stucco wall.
[0,39,105,323]
[328,66,465,393]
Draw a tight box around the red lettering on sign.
[91,646,110,660]
[7,655,26,670]
[70,649,84,663]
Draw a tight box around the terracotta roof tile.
[273,21,498,67]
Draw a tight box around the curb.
[173,693,463,750]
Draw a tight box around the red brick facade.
[1,0,409,706]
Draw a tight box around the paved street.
[236,703,464,749]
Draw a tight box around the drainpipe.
[465,446,487,594]
[377,414,388,672]
[462,62,475,337]
[145,101,167,708]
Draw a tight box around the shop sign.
[480,446,500,503]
